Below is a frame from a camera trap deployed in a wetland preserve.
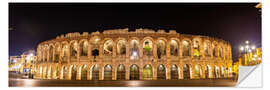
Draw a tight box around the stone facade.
[33,28,233,80]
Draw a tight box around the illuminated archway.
[157,64,166,80]
[143,64,153,80]
[182,40,190,56]
[214,66,219,78]
[81,65,87,80]
[104,64,112,80]
[80,41,88,57]
[117,40,126,55]
[194,65,202,78]
[70,42,78,59]
[170,40,179,56]
[143,39,153,56]
[117,64,125,80]
[130,64,139,80]
[103,40,113,55]
[157,40,166,60]
[71,65,77,80]
[130,40,139,61]
[91,65,99,80]
[171,64,179,80]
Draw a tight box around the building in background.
[238,41,262,66]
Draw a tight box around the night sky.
[9,3,261,61]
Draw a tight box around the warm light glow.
[245,45,249,49]
[240,46,244,51]
[245,40,249,44]
[251,46,256,49]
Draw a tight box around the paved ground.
[9,72,237,87]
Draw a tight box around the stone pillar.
[153,64,157,80]
[126,65,130,80]
[139,67,143,80]
[167,64,171,80]
[153,41,157,62]
[99,64,103,80]
[112,65,116,80]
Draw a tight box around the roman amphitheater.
[34,28,233,80]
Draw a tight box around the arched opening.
[171,64,179,80]
[91,65,99,80]
[130,40,139,61]
[91,38,100,62]
[220,66,225,78]
[55,44,60,62]
[43,66,47,79]
[62,66,69,80]
[143,64,153,80]
[117,64,126,80]
[183,64,190,79]
[117,40,126,55]
[213,43,218,57]
[204,42,211,56]
[71,65,77,80]
[170,40,179,56]
[205,65,211,79]
[70,42,78,60]
[194,65,202,78]
[49,46,53,62]
[62,44,68,63]
[81,65,87,80]
[130,64,139,80]
[104,64,112,80]
[214,66,219,78]
[157,64,166,80]
[103,40,113,55]
[182,40,190,56]
[143,39,153,56]
[220,47,224,58]
[193,40,200,58]
[47,66,53,79]
[157,40,166,60]
[80,41,88,57]
[54,66,59,79]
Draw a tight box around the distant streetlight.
[239,40,256,65]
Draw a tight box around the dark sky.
[9,3,261,61]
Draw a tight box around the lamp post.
[239,40,256,66]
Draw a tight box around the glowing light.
[240,46,244,51]
[245,40,249,44]
[251,46,256,50]
[245,45,249,49]
[253,54,257,57]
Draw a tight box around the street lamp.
[239,40,256,66]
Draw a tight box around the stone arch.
[91,64,99,80]
[54,42,61,62]
[104,64,113,80]
[130,64,140,80]
[79,39,89,57]
[90,37,101,61]
[103,39,114,55]
[183,64,191,79]
[171,64,179,80]
[70,65,77,80]
[49,44,54,62]
[143,64,153,80]
[170,39,180,56]
[47,65,53,79]
[116,39,126,55]
[44,45,49,62]
[53,66,60,79]
[219,43,224,59]
[70,40,78,60]
[212,41,219,57]
[205,65,212,78]
[214,65,220,78]
[117,64,126,80]
[142,37,154,57]
[129,39,140,61]
[157,39,167,60]
[61,42,69,63]
[220,65,225,78]
[157,64,166,80]
[192,37,202,58]
[80,65,88,80]
[194,64,202,78]
[43,65,48,79]
[62,66,68,80]
[182,39,191,57]
[203,40,211,56]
